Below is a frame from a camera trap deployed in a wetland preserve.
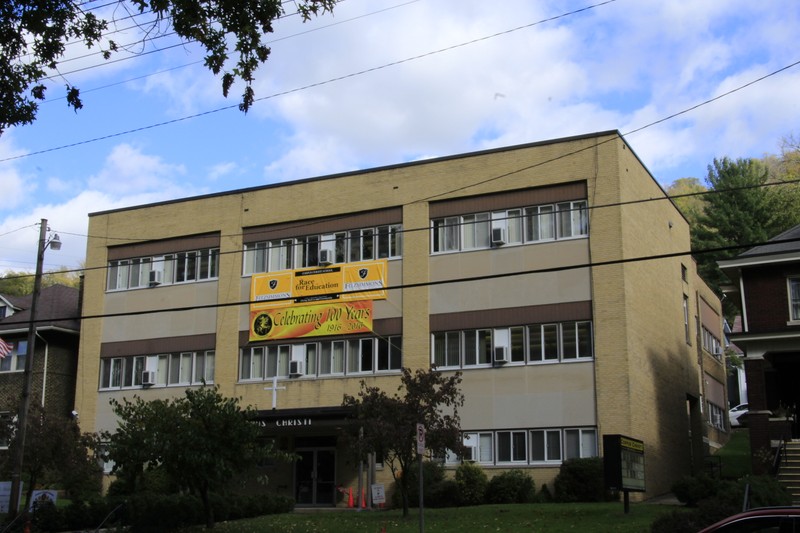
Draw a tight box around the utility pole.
[7,219,60,519]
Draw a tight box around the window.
[433,217,460,252]
[525,205,555,242]
[497,431,527,463]
[452,427,597,465]
[461,213,490,250]
[461,432,493,463]
[463,330,492,366]
[556,201,588,238]
[683,295,691,345]
[561,322,593,360]
[243,224,402,274]
[245,336,401,379]
[107,248,218,290]
[528,324,559,362]
[320,341,345,375]
[347,338,374,373]
[702,326,722,359]
[0,340,27,373]
[377,336,402,371]
[432,201,588,254]
[564,429,597,459]
[530,429,562,462]
[708,401,725,431]
[101,351,213,389]
[509,326,525,363]
[433,321,593,369]
[433,331,461,368]
[789,278,800,322]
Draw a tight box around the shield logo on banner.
[269,279,278,290]
[359,268,368,279]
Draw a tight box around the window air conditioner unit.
[491,226,506,246]
[149,269,163,287]
[494,346,508,364]
[318,249,334,266]
[141,371,157,386]
[289,360,304,377]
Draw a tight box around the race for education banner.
[249,301,373,341]
[250,259,387,310]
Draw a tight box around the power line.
[1,234,797,327]
[3,175,798,282]
[0,0,618,163]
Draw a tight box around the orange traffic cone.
[361,487,367,508]
[348,488,354,508]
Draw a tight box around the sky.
[1,0,799,276]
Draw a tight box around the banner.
[251,259,387,310]
[250,301,373,341]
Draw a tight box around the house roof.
[0,284,81,333]
[739,223,800,257]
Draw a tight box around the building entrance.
[295,448,336,506]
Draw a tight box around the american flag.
[0,337,12,358]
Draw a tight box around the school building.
[74,130,727,504]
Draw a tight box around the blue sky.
[1,0,799,275]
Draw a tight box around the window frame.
[788,277,800,323]
[496,430,528,464]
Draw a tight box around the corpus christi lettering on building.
[76,131,728,506]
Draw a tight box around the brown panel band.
[429,182,587,219]
[100,333,217,358]
[430,301,592,331]
[243,208,403,244]
[108,233,221,261]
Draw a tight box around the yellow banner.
[249,301,373,341]
[251,259,387,310]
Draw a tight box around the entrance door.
[295,449,336,506]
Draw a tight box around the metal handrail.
[772,439,787,477]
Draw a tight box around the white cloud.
[88,143,187,195]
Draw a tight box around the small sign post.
[603,434,645,514]
[371,483,386,506]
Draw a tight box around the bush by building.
[486,469,535,504]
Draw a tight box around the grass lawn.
[716,428,752,479]
[183,502,686,533]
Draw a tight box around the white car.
[729,403,749,427]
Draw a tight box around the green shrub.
[427,478,460,508]
[455,462,488,506]
[553,457,613,502]
[535,483,553,503]
[486,469,535,504]
[32,498,118,532]
[391,460,447,508]
[671,472,719,507]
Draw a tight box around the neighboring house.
[719,224,800,471]
[74,130,726,503]
[0,284,82,451]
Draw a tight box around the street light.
[7,219,61,519]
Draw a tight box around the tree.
[0,0,339,135]
[0,268,82,296]
[341,368,465,517]
[0,403,102,511]
[691,157,800,317]
[666,177,707,226]
[103,386,284,529]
